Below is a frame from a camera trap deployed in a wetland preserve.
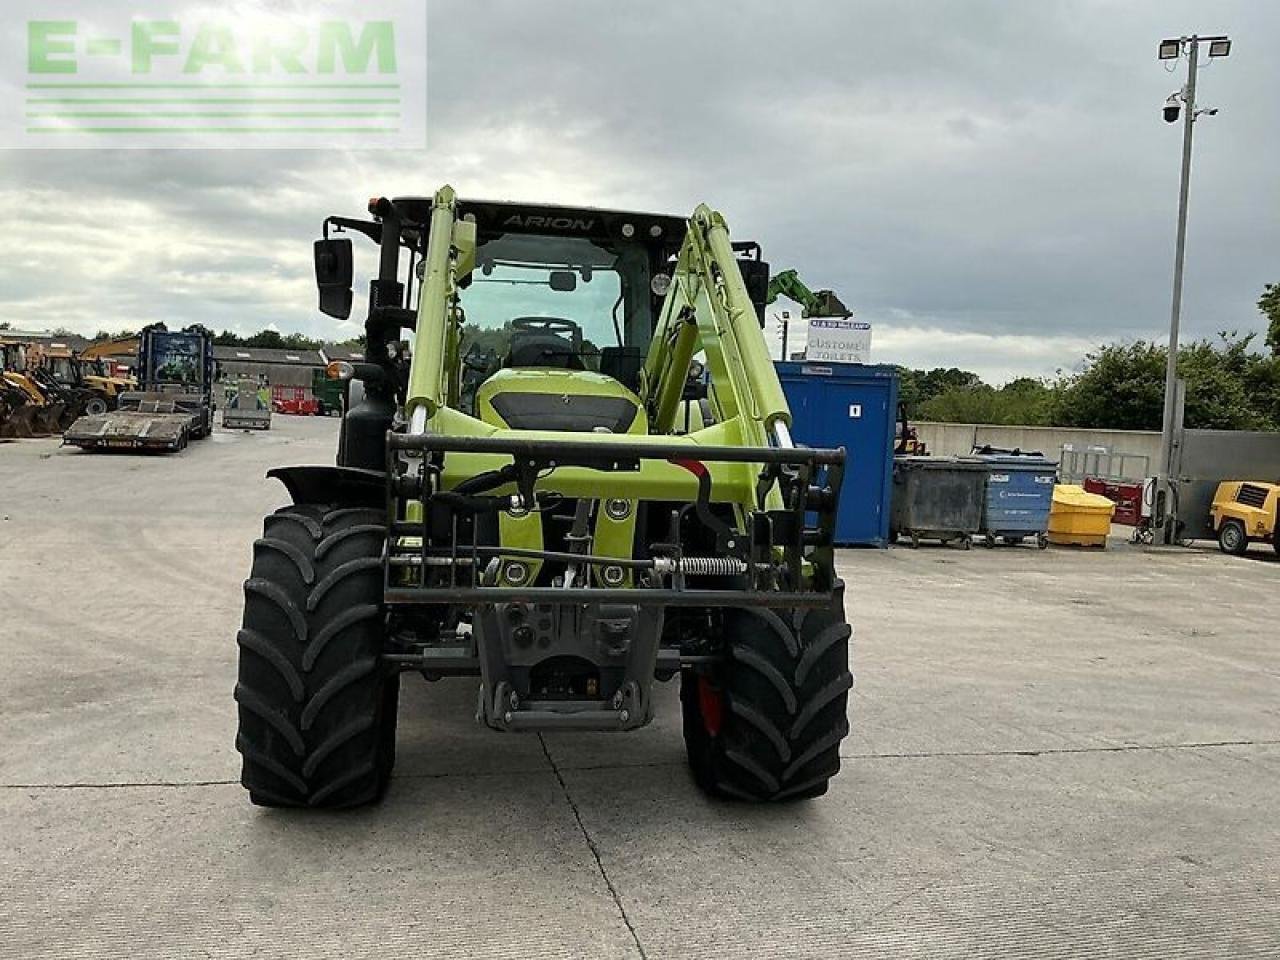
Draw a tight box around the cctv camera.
[1163,92,1182,123]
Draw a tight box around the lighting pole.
[1155,34,1230,544]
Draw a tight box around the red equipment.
[1083,477,1143,527]
[270,385,320,416]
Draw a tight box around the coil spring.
[677,557,748,576]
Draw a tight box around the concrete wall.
[916,422,1163,478]
[1175,430,1280,540]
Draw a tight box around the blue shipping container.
[969,454,1058,546]
[776,362,898,547]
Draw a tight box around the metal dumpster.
[776,362,898,547]
[969,449,1058,549]
[890,456,987,549]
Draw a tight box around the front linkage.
[383,432,845,733]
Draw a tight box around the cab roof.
[390,195,688,253]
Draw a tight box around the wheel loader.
[235,188,853,808]
[37,344,131,416]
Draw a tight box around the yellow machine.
[78,337,139,404]
[1210,481,1280,556]
[33,344,131,415]
[0,342,59,436]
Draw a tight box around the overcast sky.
[2,0,1277,382]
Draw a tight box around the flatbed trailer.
[63,391,210,452]
[62,324,214,454]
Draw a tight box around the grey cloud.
[1,0,1276,379]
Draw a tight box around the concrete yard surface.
[1,417,1277,958]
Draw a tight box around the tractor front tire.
[682,594,853,801]
[235,503,398,808]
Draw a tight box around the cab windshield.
[457,233,654,373]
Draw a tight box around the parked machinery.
[1,343,47,437]
[63,323,214,452]
[0,342,62,436]
[1210,481,1280,556]
[222,376,272,431]
[41,343,135,414]
[765,268,852,319]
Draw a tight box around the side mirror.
[549,270,577,292]
[736,257,771,327]
[314,238,354,320]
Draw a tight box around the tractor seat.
[506,332,585,370]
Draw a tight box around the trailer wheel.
[1218,519,1248,556]
[681,595,853,801]
[235,503,397,808]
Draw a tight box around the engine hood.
[476,368,647,435]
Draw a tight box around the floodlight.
[1208,39,1231,58]
[1158,39,1181,60]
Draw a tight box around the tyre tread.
[682,590,853,802]
[235,503,394,809]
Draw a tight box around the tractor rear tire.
[681,592,853,801]
[235,503,398,808]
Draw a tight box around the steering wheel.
[510,316,582,348]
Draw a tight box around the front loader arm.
[642,205,791,446]
[405,185,476,430]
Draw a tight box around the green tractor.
[235,188,853,807]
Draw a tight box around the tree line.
[901,284,1280,431]
[74,328,364,352]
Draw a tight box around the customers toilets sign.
[805,317,872,364]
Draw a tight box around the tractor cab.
[449,200,688,413]
[439,203,685,434]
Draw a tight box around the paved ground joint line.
[844,738,1280,761]
[0,778,239,791]
[0,768,533,792]
[539,734,649,960]
[7,738,1273,792]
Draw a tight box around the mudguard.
[268,465,386,509]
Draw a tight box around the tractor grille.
[1236,484,1270,509]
